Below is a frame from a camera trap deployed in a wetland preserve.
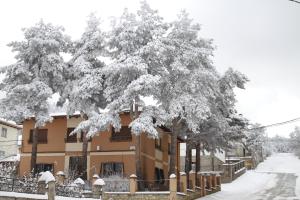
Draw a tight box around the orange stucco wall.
[20,113,179,181]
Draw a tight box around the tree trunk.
[82,131,88,180]
[169,119,179,175]
[211,150,215,171]
[195,142,201,186]
[30,126,39,174]
[82,114,88,180]
[185,140,192,189]
[195,142,201,173]
[133,98,144,190]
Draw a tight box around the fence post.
[93,178,105,199]
[189,170,196,191]
[48,180,55,200]
[56,171,65,185]
[130,174,137,195]
[216,173,221,191]
[37,180,46,194]
[179,172,187,194]
[200,173,206,196]
[169,174,177,200]
[211,172,216,190]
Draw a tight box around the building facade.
[19,113,181,182]
[0,119,22,160]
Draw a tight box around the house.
[0,119,22,161]
[179,143,225,172]
[19,112,181,184]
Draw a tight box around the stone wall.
[103,192,170,200]
[0,197,45,200]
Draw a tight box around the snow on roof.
[0,118,22,129]
[38,171,55,184]
[0,154,20,162]
[93,178,105,186]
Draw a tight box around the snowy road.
[199,153,300,200]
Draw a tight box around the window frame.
[100,162,124,177]
[111,126,132,142]
[1,127,7,138]
[28,129,48,144]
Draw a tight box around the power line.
[248,117,300,130]
[289,0,300,4]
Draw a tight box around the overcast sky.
[0,0,300,137]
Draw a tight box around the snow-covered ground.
[199,153,300,200]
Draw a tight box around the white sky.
[1,0,300,138]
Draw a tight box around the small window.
[155,167,165,184]
[111,126,132,141]
[66,128,77,143]
[155,138,162,150]
[101,162,124,177]
[28,129,48,144]
[1,128,7,138]
[35,163,53,173]
[168,143,171,154]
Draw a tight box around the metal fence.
[0,176,39,194]
[137,179,170,191]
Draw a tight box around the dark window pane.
[66,128,77,143]
[29,129,48,144]
[101,162,124,177]
[111,126,132,141]
[36,163,53,173]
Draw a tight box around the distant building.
[179,143,225,172]
[0,119,22,160]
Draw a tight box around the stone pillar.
[37,180,46,194]
[130,174,137,195]
[56,171,65,185]
[199,172,206,196]
[189,170,196,191]
[92,174,100,185]
[179,172,187,194]
[169,174,177,200]
[211,173,216,190]
[48,180,55,200]
[216,173,221,190]
[92,178,105,199]
[205,173,212,193]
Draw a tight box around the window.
[155,167,165,184]
[69,156,83,177]
[168,143,171,155]
[111,126,132,141]
[101,162,124,177]
[1,128,7,138]
[36,163,53,173]
[155,138,162,150]
[28,129,48,144]
[0,151,5,157]
[66,128,77,143]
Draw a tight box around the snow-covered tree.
[58,13,107,180]
[0,20,70,173]
[290,127,300,157]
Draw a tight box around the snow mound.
[92,174,99,178]
[93,178,105,186]
[73,178,85,185]
[38,171,55,184]
[56,171,65,176]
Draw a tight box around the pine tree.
[0,20,70,174]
